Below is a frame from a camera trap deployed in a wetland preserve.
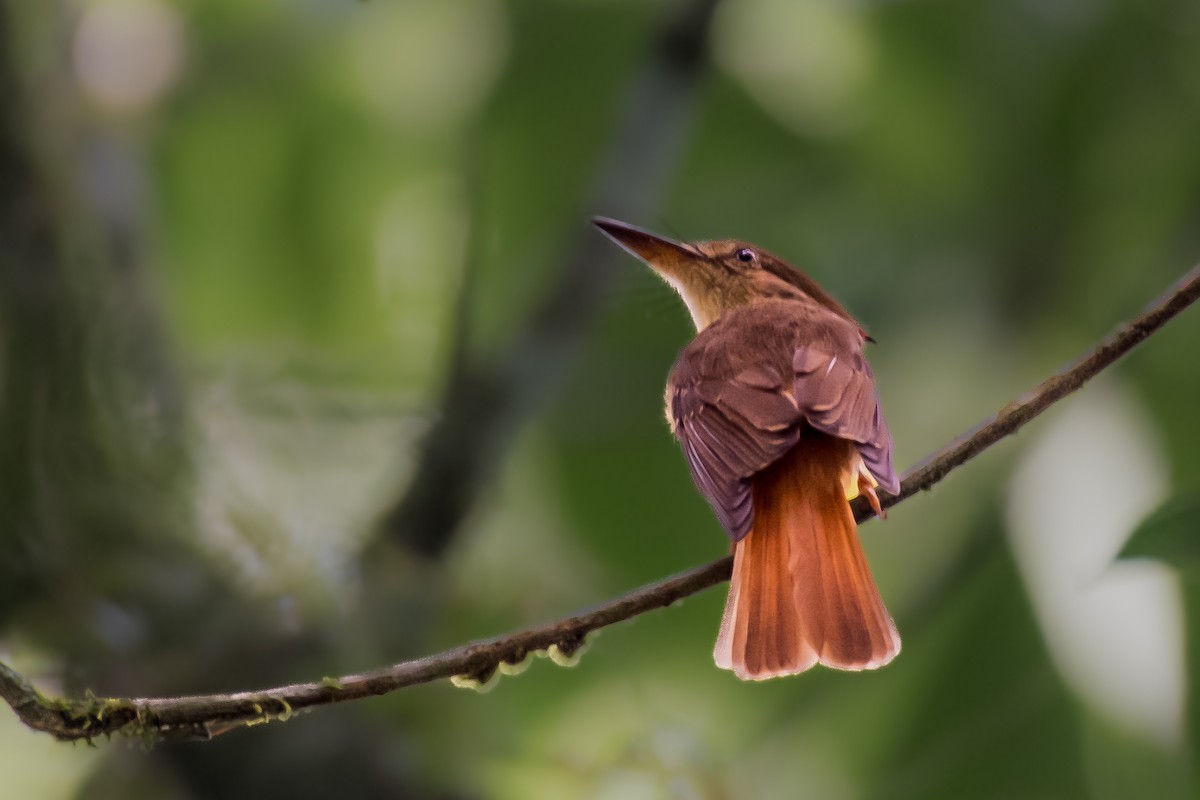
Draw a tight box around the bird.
[593,217,901,680]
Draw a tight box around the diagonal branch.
[3,264,1198,743]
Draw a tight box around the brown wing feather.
[669,300,897,542]
[671,374,800,539]
[793,345,898,493]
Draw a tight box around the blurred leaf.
[1081,713,1193,800]
[1118,489,1200,572]
[857,515,1090,800]
[1182,581,1200,788]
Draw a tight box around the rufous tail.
[713,432,900,679]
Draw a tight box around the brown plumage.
[715,434,899,677]
[593,218,901,679]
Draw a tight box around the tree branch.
[3,264,1198,743]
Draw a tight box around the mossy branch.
[2,264,1198,743]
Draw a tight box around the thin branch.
[3,265,1198,743]
[866,264,1200,513]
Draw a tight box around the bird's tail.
[713,432,900,679]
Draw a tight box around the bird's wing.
[669,362,802,541]
[792,346,898,494]
[669,309,898,541]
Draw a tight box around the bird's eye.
[736,248,756,264]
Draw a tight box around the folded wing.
[668,307,898,542]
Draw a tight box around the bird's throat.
[663,275,720,332]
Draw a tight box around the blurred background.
[2,0,1199,797]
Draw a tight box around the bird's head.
[592,217,858,332]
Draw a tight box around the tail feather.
[714,432,899,679]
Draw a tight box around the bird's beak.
[591,217,702,279]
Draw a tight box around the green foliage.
[1120,489,1200,574]
[3,0,1200,798]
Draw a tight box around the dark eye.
[736,248,756,263]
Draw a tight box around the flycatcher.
[594,218,901,680]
